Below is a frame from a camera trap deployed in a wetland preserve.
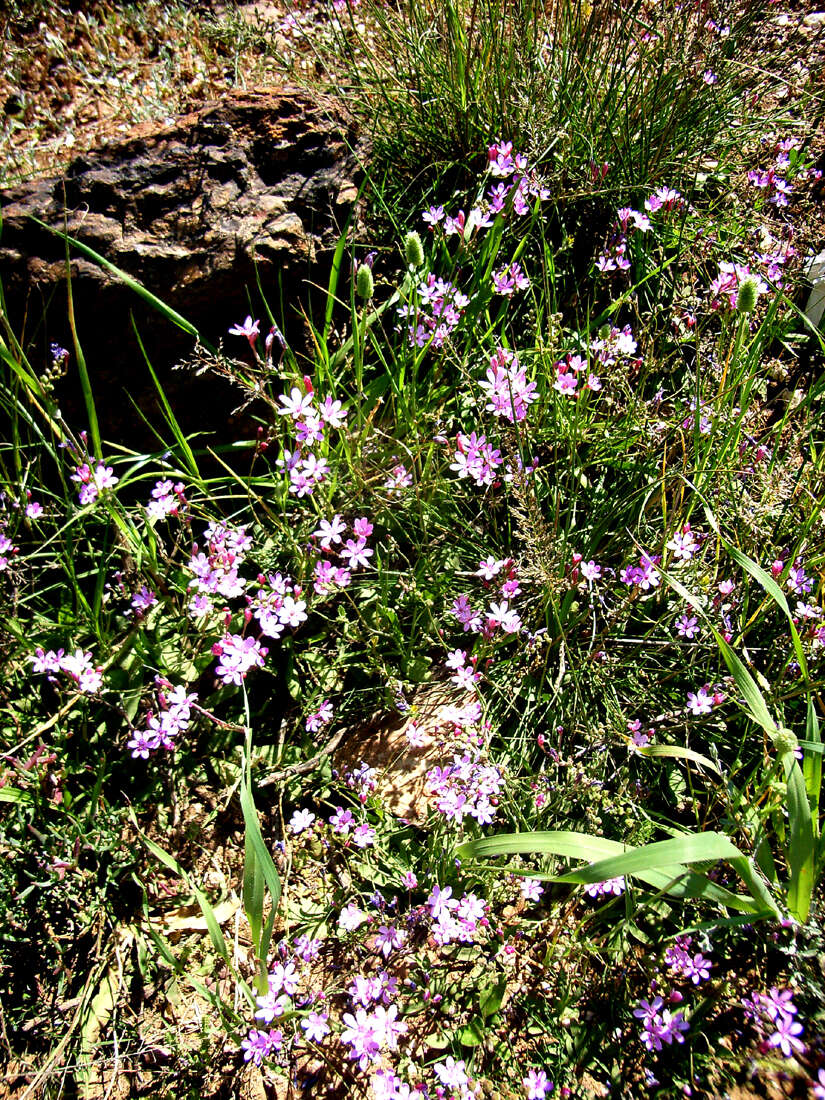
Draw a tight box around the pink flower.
[228,315,260,341]
[686,686,713,716]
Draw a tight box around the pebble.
[803,11,825,26]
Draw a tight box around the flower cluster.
[633,995,690,1052]
[0,528,18,571]
[553,350,601,398]
[146,478,188,520]
[491,261,530,296]
[747,136,822,208]
[596,203,651,275]
[275,382,346,496]
[590,324,640,372]
[620,551,661,590]
[212,632,268,686]
[741,987,805,1058]
[664,936,712,985]
[423,140,548,245]
[584,876,626,899]
[30,646,103,694]
[248,571,307,639]
[709,261,769,312]
[70,460,119,506]
[311,514,374,593]
[425,883,489,946]
[450,431,503,488]
[478,347,538,423]
[426,752,503,826]
[450,554,523,639]
[127,679,197,758]
[187,521,252,609]
[399,274,470,348]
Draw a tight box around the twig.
[257,725,348,788]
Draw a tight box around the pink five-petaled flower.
[301,1011,330,1043]
[375,924,406,957]
[675,613,700,639]
[667,525,699,560]
[580,559,601,582]
[340,537,373,570]
[340,1007,383,1070]
[433,1056,468,1089]
[520,878,544,902]
[686,686,714,716]
[71,462,119,506]
[212,634,267,686]
[288,808,316,835]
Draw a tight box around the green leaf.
[804,698,822,824]
[784,755,815,923]
[479,978,507,1019]
[239,776,282,985]
[638,743,720,775]
[458,831,780,918]
[457,1018,485,1047]
[32,218,206,344]
[0,787,32,803]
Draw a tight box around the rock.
[803,11,825,26]
[0,87,362,445]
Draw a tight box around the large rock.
[0,87,361,444]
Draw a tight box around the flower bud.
[736,275,759,314]
[356,263,374,301]
[403,230,425,268]
[771,727,799,757]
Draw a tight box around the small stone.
[803,11,825,26]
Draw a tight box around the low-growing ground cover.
[2,1,825,1098]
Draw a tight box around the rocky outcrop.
[0,87,361,443]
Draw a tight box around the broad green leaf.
[458,831,779,918]
[239,780,282,918]
[784,755,815,923]
[0,787,32,803]
[479,978,507,1019]
[638,743,720,775]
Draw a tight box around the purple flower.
[523,1068,553,1098]
[241,1027,282,1065]
[686,686,713,716]
[520,878,544,903]
[306,699,333,732]
[766,1015,805,1058]
[375,924,406,957]
[340,1007,384,1069]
